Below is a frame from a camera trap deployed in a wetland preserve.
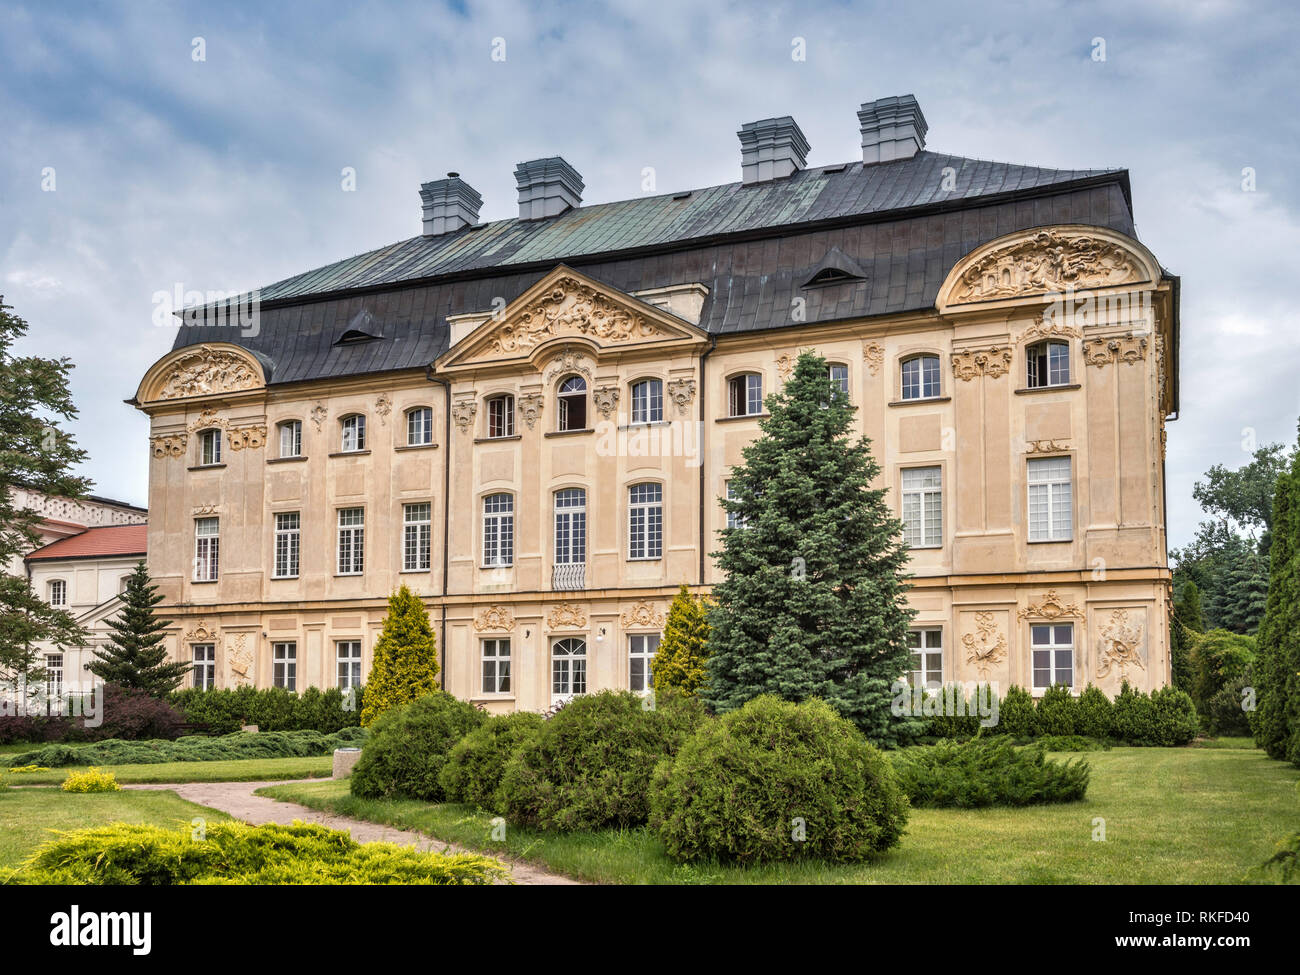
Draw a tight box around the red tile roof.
[25,524,147,561]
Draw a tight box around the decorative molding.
[228,633,252,686]
[542,347,594,385]
[619,601,665,630]
[474,605,516,632]
[593,384,620,420]
[155,347,261,400]
[777,348,816,381]
[487,276,668,355]
[1021,317,1082,343]
[949,230,1147,304]
[517,392,545,430]
[951,347,1012,381]
[1026,439,1071,455]
[310,404,327,431]
[962,612,1007,679]
[1082,333,1148,367]
[1096,609,1145,680]
[150,434,188,458]
[1018,589,1082,622]
[666,378,696,416]
[375,393,392,424]
[227,425,267,450]
[451,399,478,433]
[547,603,588,630]
[186,408,223,434]
[192,504,219,516]
[185,620,218,642]
[862,342,884,376]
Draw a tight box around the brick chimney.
[419,173,482,236]
[737,116,810,184]
[514,156,583,220]
[857,95,928,164]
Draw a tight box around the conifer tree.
[88,560,189,696]
[703,351,919,746]
[1170,580,1204,694]
[360,585,440,727]
[651,584,711,696]
[1253,437,1300,763]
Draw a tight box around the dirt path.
[127,780,581,886]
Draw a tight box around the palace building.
[133,94,1179,711]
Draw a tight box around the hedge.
[10,727,366,768]
[169,685,364,734]
[889,736,1090,808]
[350,691,485,801]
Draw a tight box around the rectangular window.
[728,374,763,417]
[194,517,220,582]
[725,480,748,530]
[403,503,432,571]
[827,363,850,401]
[901,467,943,548]
[48,579,67,607]
[278,420,302,458]
[273,512,300,578]
[407,407,434,446]
[631,380,663,424]
[487,397,515,438]
[192,644,216,690]
[341,415,366,452]
[902,356,941,400]
[336,641,362,690]
[481,638,511,694]
[554,489,586,564]
[907,629,943,690]
[199,428,222,465]
[337,508,365,575]
[1028,457,1073,542]
[1031,624,1074,691]
[45,653,63,700]
[629,633,660,693]
[628,483,663,560]
[272,641,297,691]
[483,494,514,567]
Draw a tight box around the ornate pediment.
[137,343,265,405]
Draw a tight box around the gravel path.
[126,780,580,885]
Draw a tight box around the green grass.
[0,787,230,869]
[260,747,1300,884]
[2,755,333,785]
[1192,736,1257,750]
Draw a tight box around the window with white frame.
[907,628,943,690]
[47,579,67,607]
[337,508,364,575]
[901,467,943,548]
[1027,457,1073,542]
[901,355,941,400]
[557,376,587,431]
[555,489,587,564]
[198,428,222,465]
[340,414,366,452]
[45,653,63,700]
[486,395,515,438]
[725,480,748,530]
[273,512,300,578]
[192,644,215,690]
[403,502,431,571]
[727,373,763,417]
[278,420,302,458]
[628,483,663,560]
[1031,624,1074,691]
[272,641,297,691]
[336,641,361,690]
[629,633,659,693]
[406,407,434,446]
[827,363,850,401]
[482,638,511,694]
[1027,340,1071,388]
[551,637,586,703]
[482,494,514,567]
[630,379,663,424]
[194,517,220,581]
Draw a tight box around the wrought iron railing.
[552,562,586,591]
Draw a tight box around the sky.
[2,0,1297,548]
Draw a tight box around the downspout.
[697,336,717,587]
[427,365,452,688]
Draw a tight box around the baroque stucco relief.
[154,347,261,400]
[485,277,671,356]
[947,230,1148,305]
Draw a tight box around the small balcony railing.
[552,562,586,591]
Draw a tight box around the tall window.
[482,638,511,694]
[487,395,515,438]
[278,420,302,458]
[907,629,943,690]
[901,355,941,400]
[1028,457,1073,542]
[47,579,67,607]
[725,480,748,531]
[553,488,586,590]
[1027,340,1070,388]
[45,653,63,700]
[827,363,850,401]
[557,376,587,431]
[483,494,514,567]
[192,644,216,690]
[727,373,763,417]
[629,633,659,693]
[340,414,366,452]
[901,467,943,548]
[628,483,663,560]
[403,502,431,572]
[199,428,222,465]
[551,637,587,704]
[1031,624,1074,691]
[630,379,663,424]
[336,641,362,691]
[273,512,300,578]
[407,407,434,446]
[273,641,297,691]
[337,508,365,575]
[194,517,220,581]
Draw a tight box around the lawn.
[3,755,333,786]
[0,787,230,869]
[260,746,1300,884]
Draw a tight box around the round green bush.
[649,695,909,864]
[1149,686,1200,746]
[1033,684,1078,736]
[439,710,545,812]
[996,685,1035,738]
[1075,684,1115,739]
[350,691,485,801]
[1112,682,1157,744]
[499,689,706,831]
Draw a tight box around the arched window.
[901,355,941,400]
[727,373,763,417]
[340,414,366,452]
[406,407,433,445]
[486,395,515,438]
[1027,340,1071,388]
[551,637,587,705]
[277,420,302,458]
[557,376,587,431]
[198,428,222,465]
[630,379,663,424]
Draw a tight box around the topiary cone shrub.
[1075,684,1114,740]
[439,710,545,813]
[1149,686,1200,746]
[1033,684,1078,737]
[350,691,484,801]
[649,695,909,864]
[996,685,1035,738]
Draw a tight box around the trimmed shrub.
[169,685,364,734]
[501,690,707,831]
[61,768,120,793]
[1033,684,1078,737]
[890,736,1090,808]
[1075,684,1115,740]
[10,727,366,768]
[1112,682,1156,744]
[1189,629,1257,726]
[1149,686,1200,746]
[3,821,504,885]
[650,695,908,864]
[924,683,998,741]
[350,691,484,801]
[361,586,440,727]
[996,685,1035,738]
[439,711,545,812]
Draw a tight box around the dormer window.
[340,414,367,452]
[557,376,587,432]
[198,428,222,465]
[406,407,433,446]
[1027,341,1071,388]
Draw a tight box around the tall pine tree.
[652,584,711,695]
[703,351,918,746]
[88,560,189,696]
[360,585,440,727]
[1170,580,1204,694]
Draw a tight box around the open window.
[557,376,587,431]
[1027,340,1071,388]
